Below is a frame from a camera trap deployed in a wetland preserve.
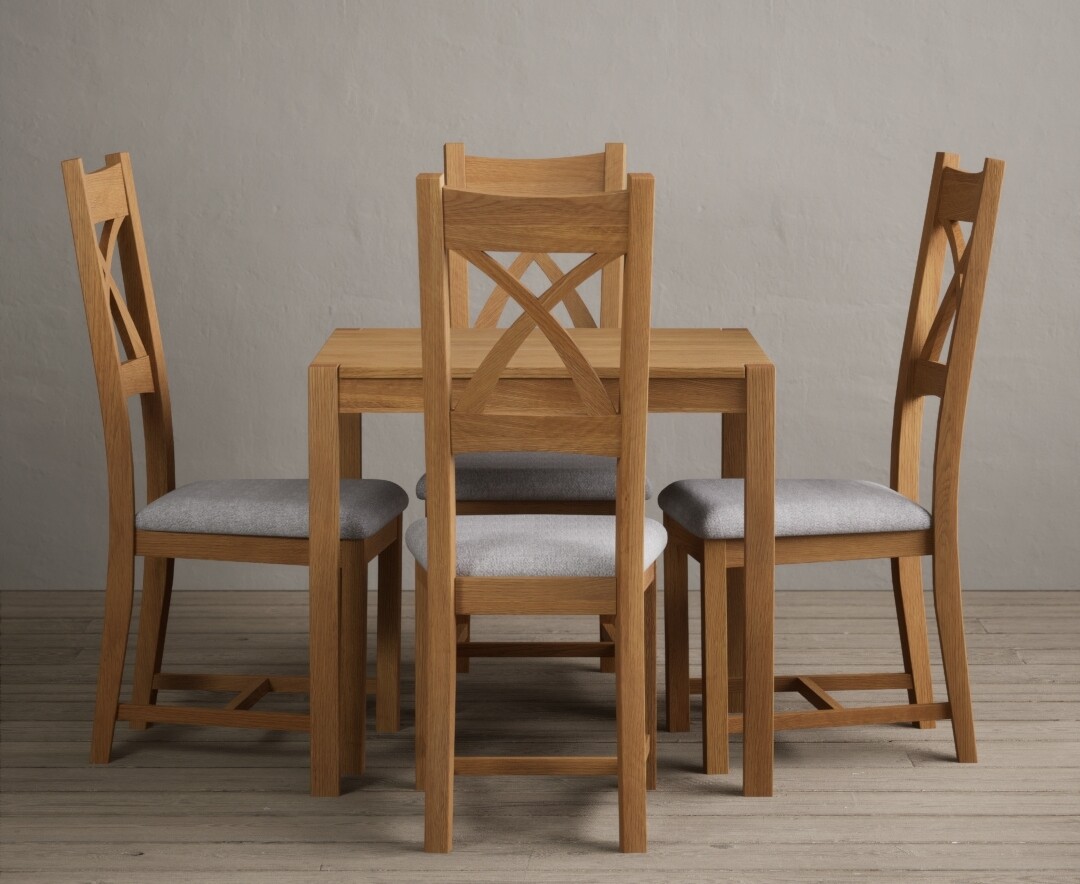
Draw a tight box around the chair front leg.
[891,555,936,728]
[340,542,367,776]
[662,515,690,732]
[414,564,427,791]
[128,555,174,730]
[376,515,403,733]
[645,577,658,790]
[701,541,729,775]
[726,567,745,714]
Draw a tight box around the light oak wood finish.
[61,154,405,793]
[5,588,1079,881]
[308,325,774,802]
[663,153,1005,781]
[442,144,627,675]
[413,172,657,853]
[322,327,763,382]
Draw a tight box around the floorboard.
[1,589,1078,881]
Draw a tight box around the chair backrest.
[443,143,627,329]
[62,153,176,532]
[416,172,655,575]
[890,152,1005,523]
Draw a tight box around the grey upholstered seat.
[405,514,668,578]
[658,478,931,540]
[415,452,653,502]
[135,479,409,540]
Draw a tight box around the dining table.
[306,326,776,798]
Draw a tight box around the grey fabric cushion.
[405,514,667,577]
[658,478,931,540]
[415,452,653,502]
[135,479,409,540]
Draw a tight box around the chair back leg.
[90,538,136,763]
[340,541,368,776]
[933,547,977,761]
[645,578,658,790]
[615,571,648,853]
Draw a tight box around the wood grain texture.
[324,327,767,381]
[892,554,936,727]
[443,143,470,328]
[741,362,776,797]
[453,249,617,415]
[412,171,656,852]
[306,363,343,796]
[376,515,404,733]
[613,173,654,852]
[442,188,630,253]
[448,146,618,670]
[457,500,616,515]
[65,154,405,789]
[663,515,690,732]
[340,375,747,415]
[134,532,310,565]
[416,172,458,850]
[339,542,366,776]
[447,143,622,332]
[432,145,633,689]
[451,414,622,455]
[4,588,1078,881]
[223,678,273,711]
[455,577,618,616]
[600,143,628,327]
[117,704,310,732]
[728,703,952,733]
[461,151,608,195]
[454,756,618,776]
[128,555,173,730]
[701,542,729,774]
[665,154,1004,786]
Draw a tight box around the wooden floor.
[2,588,1078,883]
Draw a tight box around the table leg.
[309,364,343,796]
[742,363,775,797]
[721,413,747,715]
[339,414,362,479]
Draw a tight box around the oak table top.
[313,327,771,379]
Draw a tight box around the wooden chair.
[416,144,640,674]
[412,172,659,851]
[660,153,1004,776]
[62,152,409,777]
